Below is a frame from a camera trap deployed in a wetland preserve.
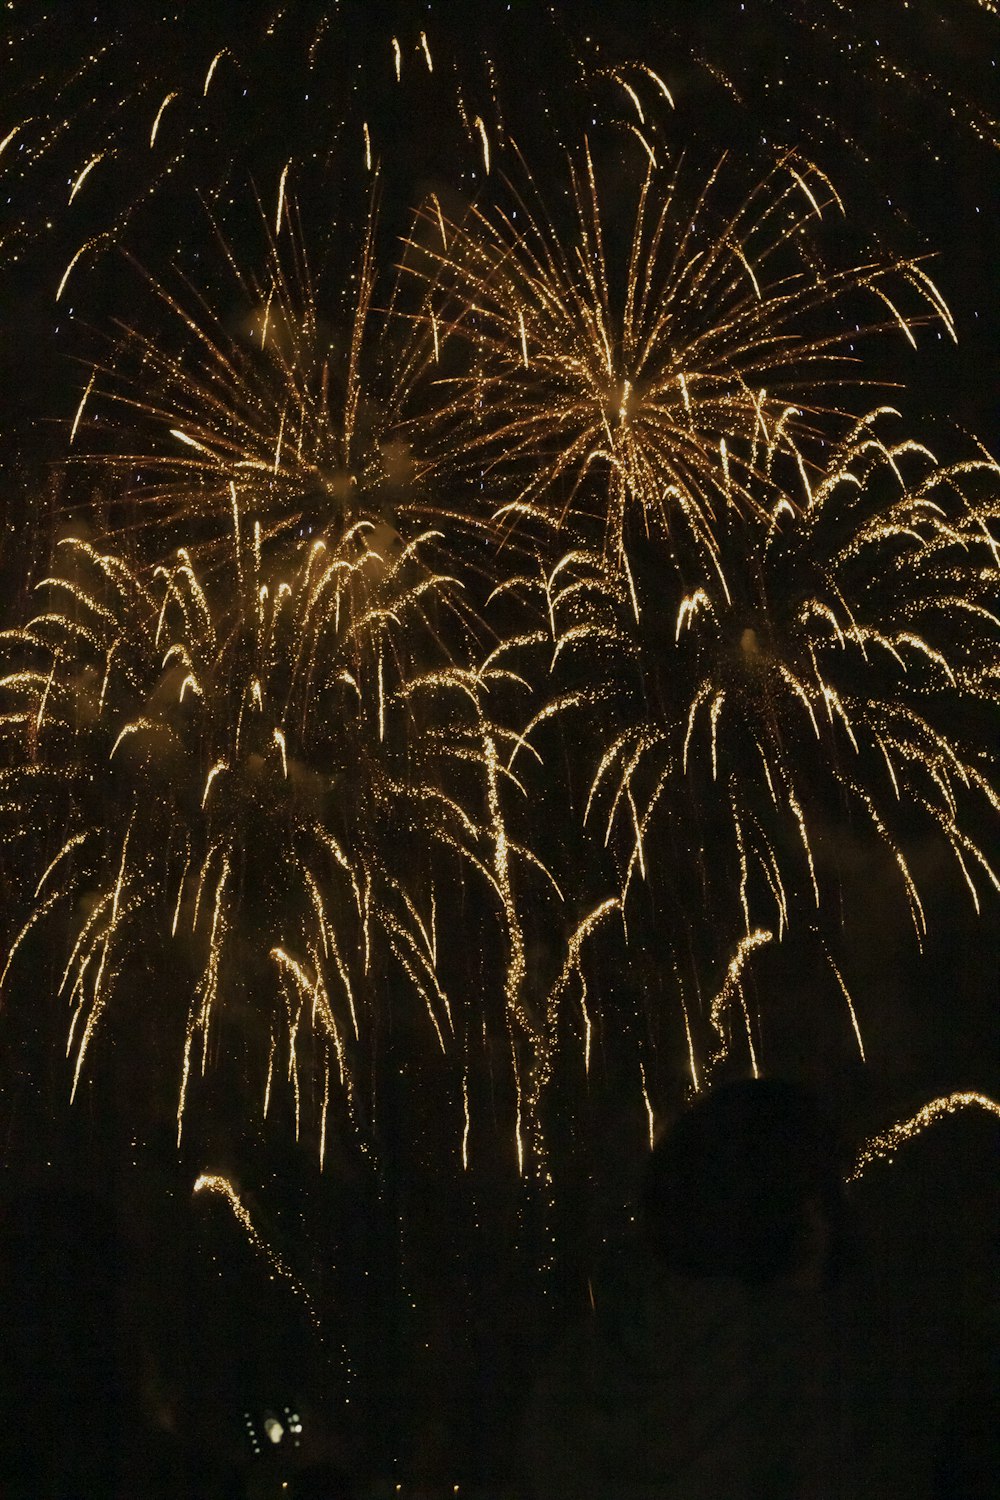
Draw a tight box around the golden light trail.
[474,116,490,174]
[275,161,290,235]
[0,123,27,163]
[57,237,102,301]
[849,1093,1000,1181]
[641,65,675,107]
[68,153,106,204]
[203,49,229,96]
[826,957,866,1062]
[149,91,179,148]
[70,369,96,445]
[639,1061,656,1149]
[193,1174,324,1335]
[461,1065,471,1170]
[708,929,772,1071]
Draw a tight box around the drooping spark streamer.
[707,929,771,1076]
[193,1173,324,1337]
[0,511,514,1154]
[569,411,1000,950]
[149,91,179,149]
[848,1093,1000,1181]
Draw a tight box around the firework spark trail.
[848,1092,1000,1181]
[192,1172,329,1345]
[706,929,772,1077]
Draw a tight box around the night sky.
[0,4,997,1494]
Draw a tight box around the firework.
[0,506,526,1157]
[69,188,457,567]
[193,1171,325,1336]
[411,143,952,569]
[506,409,1000,1072]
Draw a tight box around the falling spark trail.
[193,1174,325,1336]
[850,1093,1000,1180]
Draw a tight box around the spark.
[474,116,490,174]
[276,162,290,235]
[708,930,772,1071]
[461,1065,471,1170]
[0,122,27,162]
[639,1061,655,1149]
[826,955,866,1063]
[57,237,103,301]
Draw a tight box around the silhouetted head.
[641,1078,848,1289]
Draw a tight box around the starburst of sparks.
[412,144,953,568]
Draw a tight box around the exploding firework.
[413,142,953,570]
[506,408,1000,1073]
[0,507,529,1158]
[67,186,464,572]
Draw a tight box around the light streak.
[474,116,490,174]
[69,153,106,204]
[708,930,773,1071]
[57,237,102,301]
[639,1062,655,1149]
[149,91,179,148]
[276,162,290,235]
[203,49,229,96]
[849,1093,1000,1181]
[70,369,96,445]
[193,1174,323,1334]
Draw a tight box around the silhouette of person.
[523,1078,859,1499]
